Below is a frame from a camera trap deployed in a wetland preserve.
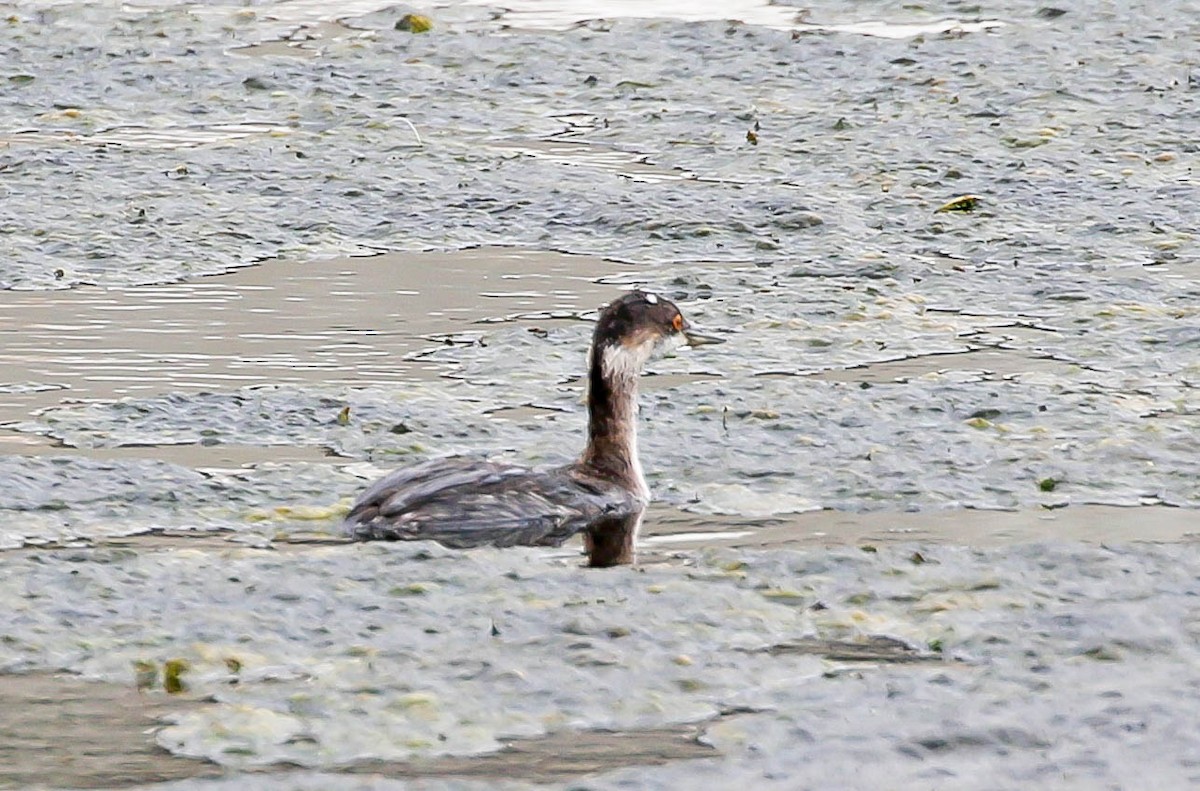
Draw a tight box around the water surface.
[1,0,1197,787]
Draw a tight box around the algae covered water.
[0,0,1198,787]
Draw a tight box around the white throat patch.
[600,340,654,382]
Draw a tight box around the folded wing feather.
[342,457,642,548]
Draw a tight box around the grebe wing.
[346,457,524,517]
[342,456,641,548]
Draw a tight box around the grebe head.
[592,291,722,379]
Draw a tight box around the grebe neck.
[579,341,649,499]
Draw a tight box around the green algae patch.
[163,658,190,694]
[396,13,433,33]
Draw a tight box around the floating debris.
[396,14,433,33]
[163,659,189,694]
[935,194,982,213]
[133,659,158,691]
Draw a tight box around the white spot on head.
[643,292,658,304]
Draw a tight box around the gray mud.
[3,540,1200,790]
[1,0,1198,788]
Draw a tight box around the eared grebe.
[342,291,722,567]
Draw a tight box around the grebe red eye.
[671,314,683,332]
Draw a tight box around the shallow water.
[0,247,625,421]
[0,0,1198,787]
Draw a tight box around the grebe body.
[342,291,720,566]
